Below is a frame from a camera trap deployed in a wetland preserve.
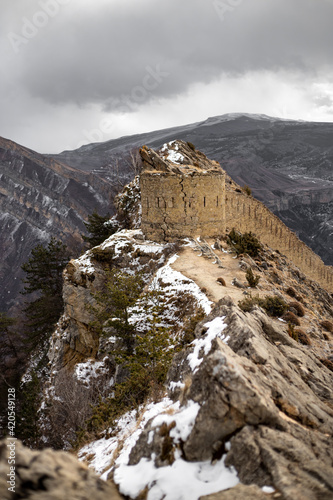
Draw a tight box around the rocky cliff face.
[0,136,116,312]
[42,226,333,499]
[119,300,333,499]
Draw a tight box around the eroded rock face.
[127,299,333,499]
[0,440,122,500]
[0,136,114,312]
[48,229,168,371]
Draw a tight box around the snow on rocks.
[80,395,239,500]
[114,451,239,500]
[187,316,229,372]
[74,250,95,275]
[100,229,164,258]
[160,140,185,165]
[78,397,176,476]
[113,397,239,499]
[151,254,212,315]
[151,400,200,443]
[75,357,109,384]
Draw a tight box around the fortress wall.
[225,189,333,291]
[140,171,225,241]
[139,155,332,292]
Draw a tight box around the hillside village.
[1,141,333,500]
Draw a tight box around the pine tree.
[91,268,145,354]
[0,313,21,419]
[16,371,41,447]
[82,210,119,248]
[21,238,69,350]
[86,284,173,437]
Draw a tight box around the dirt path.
[171,241,251,305]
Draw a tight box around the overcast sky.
[1,0,333,153]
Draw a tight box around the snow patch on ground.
[115,453,239,500]
[75,357,109,384]
[188,316,229,372]
[151,255,212,316]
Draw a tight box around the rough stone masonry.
[140,140,226,241]
[139,140,333,292]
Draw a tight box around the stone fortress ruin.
[140,141,225,241]
[140,140,333,292]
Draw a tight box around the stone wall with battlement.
[139,141,333,292]
[225,187,333,291]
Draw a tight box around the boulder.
[0,440,122,500]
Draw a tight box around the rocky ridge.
[41,225,333,499]
[6,143,333,500]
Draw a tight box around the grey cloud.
[314,95,333,108]
[2,0,333,110]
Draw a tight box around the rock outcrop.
[48,228,167,371]
[114,299,333,499]
[0,439,121,500]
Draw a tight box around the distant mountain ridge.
[51,114,333,266]
[0,136,115,312]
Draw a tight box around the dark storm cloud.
[2,0,333,111]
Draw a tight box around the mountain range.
[53,113,333,266]
[0,113,332,312]
[0,137,115,312]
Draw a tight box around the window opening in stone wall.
[204,196,206,207]
[146,197,150,208]
[216,196,219,207]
